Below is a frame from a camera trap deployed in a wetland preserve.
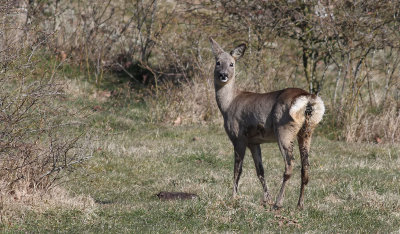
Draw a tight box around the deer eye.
[216,61,220,66]
[230,63,234,67]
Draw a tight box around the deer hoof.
[297,203,304,210]
[263,195,274,206]
[273,204,283,210]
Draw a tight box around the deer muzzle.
[219,73,229,82]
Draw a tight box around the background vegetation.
[1,0,400,232]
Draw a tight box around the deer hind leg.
[274,127,298,209]
[248,144,272,206]
[233,141,246,198]
[297,123,315,209]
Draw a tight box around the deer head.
[209,37,246,86]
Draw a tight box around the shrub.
[0,1,93,193]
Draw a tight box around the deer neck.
[215,79,238,114]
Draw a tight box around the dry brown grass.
[144,74,220,125]
[0,180,96,226]
[344,102,400,143]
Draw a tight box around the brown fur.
[209,38,325,209]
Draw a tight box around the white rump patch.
[289,96,309,123]
[309,96,325,125]
[289,95,325,125]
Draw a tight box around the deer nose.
[219,73,228,82]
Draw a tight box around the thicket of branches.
[0,0,93,193]
[3,0,400,144]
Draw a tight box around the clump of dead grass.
[344,102,400,143]
[144,75,220,125]
[0,180,96,226]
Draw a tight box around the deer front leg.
[233,141,246,198]
[248,144,272,206]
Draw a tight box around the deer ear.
[209,37,224,59]
[230,43,246,60]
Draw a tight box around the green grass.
[3,77,400,233]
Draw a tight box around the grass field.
[3,78,400,233]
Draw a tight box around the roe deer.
[209,38,325,209]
